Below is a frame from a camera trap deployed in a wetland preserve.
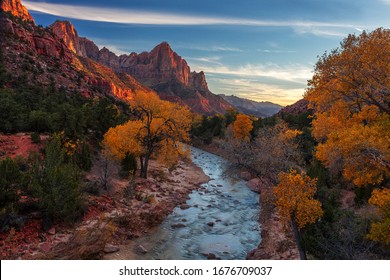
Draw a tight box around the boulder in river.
[137,244,148,254]
[171,223,186,229]
[180,204,190,210]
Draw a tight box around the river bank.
[105,147,260,260]
[1,146,209,259]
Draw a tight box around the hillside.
[220,94,282,117]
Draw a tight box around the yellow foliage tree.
[274,169,323,259]
[305,28,390,187]
[233,113,253,143]
[305,28,390,244]
[103,91,192,178]
[367,188,390,244]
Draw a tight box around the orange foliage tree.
[305,28,390,244]
[274,169,323,259]
[367,188,390,244]
[305,28,390,187]
[103,91,192,178]
[233,113,253,143]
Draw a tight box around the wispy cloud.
[179,45,244,52]
[24,1,361,36]
[257,49,297,54]
[187,56,223,66]
[191,63,313,85]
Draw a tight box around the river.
[126,147,260,260]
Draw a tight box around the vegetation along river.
[127,147,261,260]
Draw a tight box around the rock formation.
[77,39,232,115]
[49,20,86,56]
[0,7,155,102]
[0,0,34,23]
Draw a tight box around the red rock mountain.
[0,0,34,23]
[49,19,231,115]
[0,6,154,102]
[2,1,231,115]
[79,40,232,115]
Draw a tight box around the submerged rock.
[171,223,186,229]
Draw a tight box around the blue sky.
[23,0,390,105]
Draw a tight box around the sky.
[22,0,390,106]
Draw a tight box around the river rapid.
[127,147,260,260]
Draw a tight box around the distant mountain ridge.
[220,94,282,117]
[48,20,232,115]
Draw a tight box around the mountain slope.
[0,0,34,23]
[220,94,282,117]
[0,7,155,104]
[47,19,232,115]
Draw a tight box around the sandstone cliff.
[0,0,34,23]
[0,10,155,102]
[78,40,232,115]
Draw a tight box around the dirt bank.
[1,148,209,259]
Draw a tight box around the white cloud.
[257,49,296,53]
[187,56,223,66]
[24,1,361,36]
[191,63,313,85]
[181,45,243,52]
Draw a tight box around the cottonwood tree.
[233,113,253,143]
[305,28,390,187]
[103,91,191,178]
[225,121,302,181]
[305,28,390,244]
[367,188,390,244]
[274,169,323,259]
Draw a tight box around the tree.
[103,91,192,178]
[233,113,253,143]
[226,121,302,181]
[29,135,85,226]
[0,157,21,215]
[367,188,390,244]
[305,28,390,188]
[274,169,323,259]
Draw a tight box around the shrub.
[29,135,85,226]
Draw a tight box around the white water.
[127,147,261,260]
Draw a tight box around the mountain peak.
[0,0,35,23]
[50,20,86,56]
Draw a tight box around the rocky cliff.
[49,20,86,56]
[2,1,231,115]
[0,7,155,102]
[0,0,34,23]
[80,41,232,115]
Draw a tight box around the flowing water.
[128,147,261,260]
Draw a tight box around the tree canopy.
[103,91,192,178]
[305,28,390,244]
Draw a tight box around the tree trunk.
[291,217,307,260]
[140,154,150,179]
